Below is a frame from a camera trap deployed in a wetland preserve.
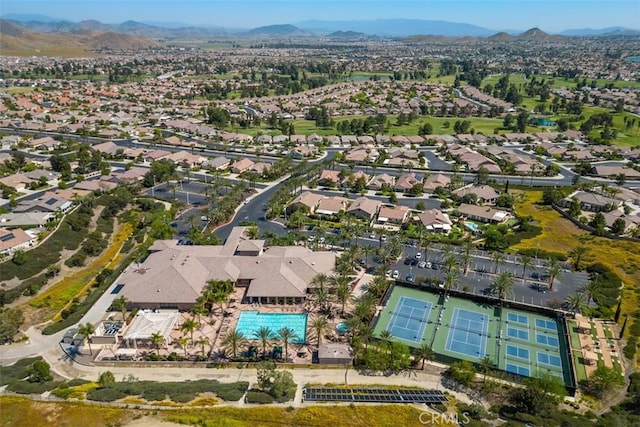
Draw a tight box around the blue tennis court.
[445,308,489,358]
[536,333,559,347]
[536,319,557,330]
[507,313,528,325]
[537,352,562,367]
[386,297,432,343]
[507,326,529,340]
[506,363,531,376]
[506,344,529,360]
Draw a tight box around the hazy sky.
[3,0,639,31]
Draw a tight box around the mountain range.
[1,15,638,44]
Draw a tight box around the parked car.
[380,235,387,242]
[415,252,422,259]
[392,270,399,279]
[406,274,415,282]
[418,261,427,268]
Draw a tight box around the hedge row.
[0,357,42,386]
[86,379,249,403]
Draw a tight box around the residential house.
[248,162,271,176]
[559,191,622,213]
[378,205,410,224]
[230,158,255,174]
[457,204,510,223]
[417,209,453,233]
[318,169,342,187]
[0,227,36,255]
[341,171,370,188]
[92,141,121,157]
[454,185,500,205]
[423,173,451,193]
[366,173,395,191]
[0,212,54,228]
[14,194,73,214]
[394,172,422,193]
[593,165,640,179]
[204,156,231,171]
[346,197,381,220]
[0,174,32,193]
[289,191,325,214]
[316,196,350,216]
[27,136,60,151]
[317,343,353,365]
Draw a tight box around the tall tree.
[520,254,534,279]
[278,327,298,362]
[78,322,95,355]
[222,330,247,358]
[416,343,435,370]
[254,326,275,358]
[112,296,129,322]
[310,316,330,347]
[490,251,505,274]
[150,331,164,355]
[490,271,515,304]
[547,258,563,291]
[181,318,199,343]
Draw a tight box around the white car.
[307,235,316,242]
[380,235,387,242]
[369,233,376,239]
[418,261,427,268]
[200,215,209,221]
[415,252,422,259]
[385,269,392,278]
[392,270,399,279]
[319,237,325,244]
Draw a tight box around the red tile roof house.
[289,191,326,214]
[423,173,451,193]
[341,171,370,188]
[454,185,501,205]
[394,173,422,193]
[0,227,36,256]
[418,209,453,233]
[457,203,510,224]
[378,205,411,224]
[346,196,382,220]
[230,158,255,174]
[317,169,342,187]
[366,173,396,191]
[316,196,351,216]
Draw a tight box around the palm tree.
[192,303,207,330]
[181,318,199,343]
[254,326,275,357]
[547,258,563,291]
[222,330,247,358]
[444,270,459,294]
[564,293,586,314]
[195,336,210,357]
[361,244,374,269]
[358,325,374,349]
[490,271,515,304]
[176,336,190,357]
[313,288,331,312]
[245,225,260,239]
[311,273,330,292]
[367,274,390,299]
[416,343,435,370]
[580,278,600,305]
[479,356,494,383]
[443,254,458,274]
[278,327,298,362]
[78,322,95,355]
[334,276,353,315]
[310,316,331,347]
[570,245,588,270]
[112,296,129,323]
[490,251,505,274]
[420,236,432,261]
[520,254,534,279]
[150,331,165,355]
[379,330,393,353]
[461,241,474,276]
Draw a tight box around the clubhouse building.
[119,227,336,310]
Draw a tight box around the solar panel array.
[303,387,448,404]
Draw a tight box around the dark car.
[404,257,412,265]
[410,259,419,266]
[431,263,440,270]
[405,274,415,282]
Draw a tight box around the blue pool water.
[236,311,307,343]
[336,322,350,334]
[464,221,480,232]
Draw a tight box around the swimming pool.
[235,311,307,343]
[464,221,480,232]
[336,322,350,334]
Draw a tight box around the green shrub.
[0,357,42,386]
[171,393,196,403]
[6,380,62,394]
[215,389,245,401]
[623,336,637,361]
[51,387,75,399]
[86,387,127,402]
[245,390,274,404]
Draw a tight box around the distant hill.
[0,19,159,52]
[1,13,60,23]
[245,24,309,36]
[488,31,516,42]
[325,30,367,40]
[517,27,554,40]
[297,19,497,37]
[558,26,639,36]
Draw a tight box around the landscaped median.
[26,223,133,328]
